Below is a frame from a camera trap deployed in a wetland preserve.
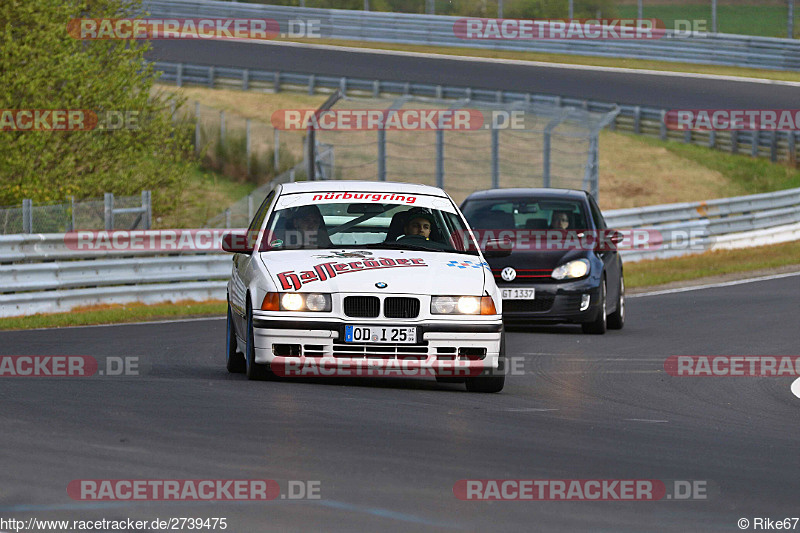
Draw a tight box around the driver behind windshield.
[402,208,435,240]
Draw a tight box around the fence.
[0,192,152,236]
[152,61,800,164]
[142,0,800,71]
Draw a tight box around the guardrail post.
[339,77,347,96]
[731,130,739,154]
[554,96,562,107]
[751,131,759,157]
[683,129,692,143]
[403,82,410,96]
[176,63,183,87]
[491,125,499,189]
[194,101,200,153]
[142,190,152,230]
[70,196,76,232]
[219,110,225,147]
[274,71,281,93]
[248,195,254,221]
[465,88,472,100]
[435,129,444,189]
[22,199,32,234]
[274,128,280,170]
[788,131,797,164]
[436,85,442,100]
[543,130,552,188]
[377,127,386,181]
[208,66,215,88]
[659,110,667,140]
[708,130,716,148]
[242,69,249,91]
[633,106,641,134]
[309,74,316,95]
[104,193,114,230]
[496,90,503,103]
[372,80,380,98]
[246,119,252,178]
[770,131,778,162]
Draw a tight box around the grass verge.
[625,240,800,288]
[0,300,226,331]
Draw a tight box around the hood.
[260,249,488,295]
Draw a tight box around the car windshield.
[461,198,588,231]
[261,198,479,255]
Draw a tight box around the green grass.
[633,135,800,197]
[626,240,800,288]
[618,4,798,39]
[0,301,226,331]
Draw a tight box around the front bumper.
[498,278,602,323]
[250,316,503,372]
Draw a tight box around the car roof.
[462,188,589,202]
[280,180,448,197]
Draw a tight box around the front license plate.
[502,289,535,300]
[345,325,417,344]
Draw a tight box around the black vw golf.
[461,188,624,334]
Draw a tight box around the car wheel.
[245,299,271,381]
[581,279,607,335]
[465,331,506,393]
[226,302,246,373]
[607,276,625,330]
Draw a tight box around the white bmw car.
[223,181,507,393]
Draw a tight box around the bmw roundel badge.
[375,282,388,289]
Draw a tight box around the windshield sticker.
[277,257,427,290]
[312,192,416,204]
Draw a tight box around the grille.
[383,297,420,318]
[344,296,380,318]
[332,343,428,360]
[503,294,555,313]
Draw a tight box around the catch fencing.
[0,192,152,236]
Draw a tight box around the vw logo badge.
[375,282,388,289]
[501,267,517,282]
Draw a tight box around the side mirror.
[221,231,255,253]
[482,238,512,258]
[609,230,624,245]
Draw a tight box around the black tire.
[226,302,246,373]
[581,279,607,335]
[245,299,272,381]
[607,276,625,330]
[465,331,506,393]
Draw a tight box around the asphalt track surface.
[1,273,798,532]
[147,40,800,109]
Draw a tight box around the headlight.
[431,296,497,315]
[261,292,331,312]
[551,259,590,280]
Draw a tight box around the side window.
[247,190,275,234]
[587,195,606,230]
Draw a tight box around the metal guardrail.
[605,187,800,261]
[142,0,800,71]
[2,187,798,317]
[151,61,800,163]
